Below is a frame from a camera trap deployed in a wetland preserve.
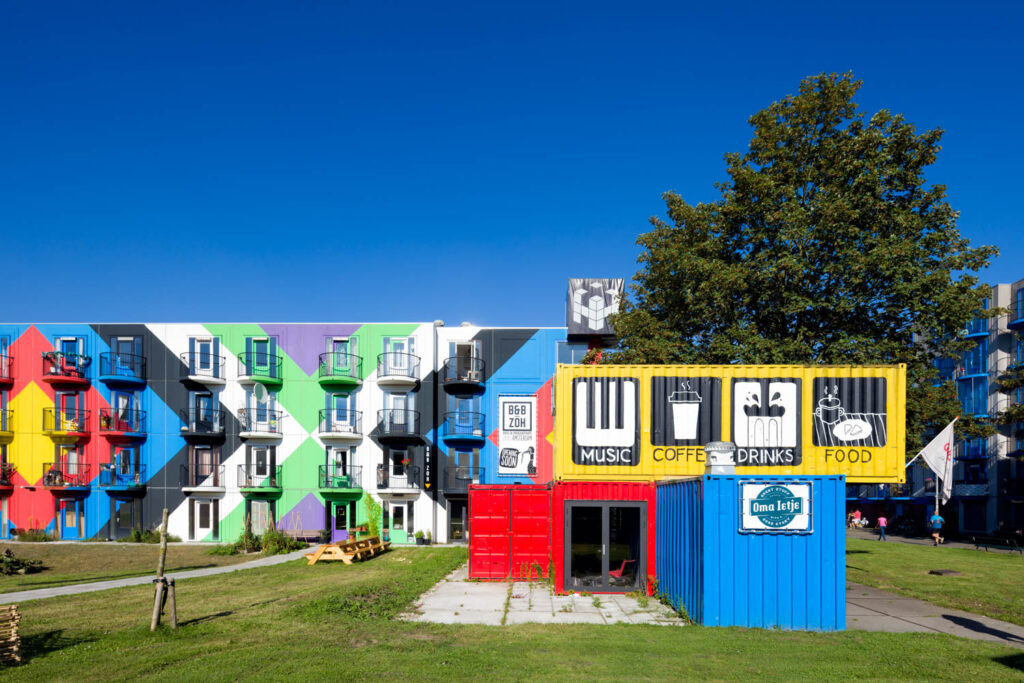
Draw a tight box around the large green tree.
[607,73,997,452]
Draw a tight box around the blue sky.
[2,2,1020,326]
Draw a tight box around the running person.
[929,511,945,546]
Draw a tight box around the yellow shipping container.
[554,364,906,483]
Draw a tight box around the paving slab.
[404,565,684,627]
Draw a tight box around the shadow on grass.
[19,629,95,664]
[995,653,1024,673]
[846,550,869,555]
[179,610,234,627]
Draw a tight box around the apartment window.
[556,341,590,364]
[198,501,212,530]
[391,449,408,476]
[250,500,272,534]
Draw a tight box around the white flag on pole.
[919,419,956,505]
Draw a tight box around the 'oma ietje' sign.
[739,481,813,533]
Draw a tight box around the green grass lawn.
[0,543,252,591]
[846,537,1024,626]
[2,547,1022,680]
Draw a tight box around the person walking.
[929,510,945,546]
[852,509,862,529]
[877,515,887,542]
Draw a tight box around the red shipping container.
[468,485,552,580]
[552,481,657,595]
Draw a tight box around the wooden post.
[168,579,178,628]
[156,508,169,577]
[150,508,170,631]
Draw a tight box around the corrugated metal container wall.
[552,481,657,595]
[554,364,905,483]
[655,478,703,623]
[468,485,551,580]
[657,475,846,631]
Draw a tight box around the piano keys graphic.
[572,377,639,466]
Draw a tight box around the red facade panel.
[468,485,551,580]
[552,481,657,595]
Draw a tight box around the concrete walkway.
[847,581,1024,649]
[846,528,1021,552]
[0,547,311,603]
[402,565,684,626]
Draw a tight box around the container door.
[332,502,349,542]
[448,498,467,542]
[467,488,512,578]
[60,499,82,539]
[565,502,645,593]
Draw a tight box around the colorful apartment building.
[0,322,579,544]
[848,276,1024,535]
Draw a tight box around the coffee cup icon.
[669,383,702,440]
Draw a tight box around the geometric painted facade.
[0,323,569,543]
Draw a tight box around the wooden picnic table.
[305,536,392,565]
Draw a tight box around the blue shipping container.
[656,475,845,631]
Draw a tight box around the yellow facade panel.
[554,364,906,483]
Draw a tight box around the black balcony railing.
[98,464,146,488]
[99,408,146,434]
[42,462,91,488]
[238,464,282,489]
[180,463,225,488]
[376,464,421,489]
[442,411,486,439]
[0,409,11,433]
[41,351,90,381]
[318,353,362,382]
[444,466,484,493]
[318,409,362,437]
[179,351,226,381]
[377,352,420,380]
[378,409,420,438]
[319,464,363,490]
[238,352,283,381]
[442,357,485,385]
[180,408,226,436]
[238,408,283,435]
[42,407,90,433]
[0,354,12,382]
[99,352,147,381]
[0,463,15,486]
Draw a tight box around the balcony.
[42,408,90,443]
[444,466,484,494]
[318,353,362,389]
[179,409,226,441]
[377,409,421,445]
[318,409,362,442]
[318,465,363,495]
[1000,478,1024,499]
[0,409,12,443]
[1009,297,1024,330]
[0,464,15,493]
[376,464,421,491]
[441,411,487,448]
[845,483,915,500]
[237,352,283,386]
[238,408,284,441]
[376,352,420,388]
[238,465,282,495]
[98,408,147,441]
[0,354,12,386]
[179,352,227,385]
[442,357,485,396]
[957,440,988,460]
[98,352,147,386]
[952,482,988,498]
[42,462,92,490]
[98,464,147,492]
[41,351,91,386]
[963,317,989,338]
[180,464,226,493]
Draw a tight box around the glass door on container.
[332,502,348,543]
[564,502,644,593]
[331,338,355,376]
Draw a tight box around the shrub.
[206,544,236,556]
[0,548,44,575]
[116,528,182,544]
[260,527,305,555]
[14,528,54,542]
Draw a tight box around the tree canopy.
[607,72,997,451]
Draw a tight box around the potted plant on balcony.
[100,413,112,430]
[401,456,411,467]
[414,530,425,545]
